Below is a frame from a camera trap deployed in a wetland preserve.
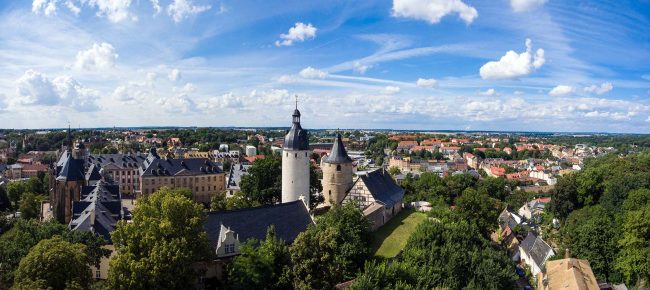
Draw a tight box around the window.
[305,152,307,157]
[96,270,101,279]
[336,165,341,171]
[295,153,297,158]
[225,243,236,254]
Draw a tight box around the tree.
[477,176,508,201]
[290,203,371,290]
[0,219,108,289]
[616,203,650,287]
[107,187,211,290]
[562,205,620,282]
[548,173,579,220]
[227,226,291,290]
[209,191,227,211]
[6,181,26,208]
[309,163,323,209]
[18,192,40,220]
[12,236,91,290]
[240,157,282,204]
[388,166,401,176]
[455,188,501,238]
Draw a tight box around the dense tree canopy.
[12,236,91,290]
[0,220,109,289]
[289,203,371,290]
[107,187,211,290]
[350,210,517,289]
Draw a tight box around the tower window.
[305,152,307,157]
[336,165,341,171]
[295,153,297,158]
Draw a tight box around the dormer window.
[225,243,236,254]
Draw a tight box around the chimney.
[565,248,571,259]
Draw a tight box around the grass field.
[370,209,427,258]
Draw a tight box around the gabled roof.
[205,200,313,248]
[85,164,102,182]
[87,154,146,170]
[70,182,123,242]
[227,163,251,190]
[357,169,404,208]
[521,232,554,267]
[323,133,352,164]
[544,258,599,290]
[56,153,85,182]
[498,208,522,230]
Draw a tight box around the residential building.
[245,145,257,156]
[518,197,552,220]
[538,258,599,290]
[87,154,146,195]
[519,232,555,277]
[342,169,405,230]
[225,163,251,197]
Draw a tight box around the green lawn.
[370,209,427,258]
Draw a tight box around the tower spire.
[295,95,298,110]
[67,123,72,149]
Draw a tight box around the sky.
[0,0,649,133]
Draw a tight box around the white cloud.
[275,22,317,47]
[197,92,245,110]
[382,86,401,94]
[549,85,575,97]
[158,95,196,113]
[353,62,371,74]
[32,0,57,16]
[646,116,650,122]
[299,67,328,79]
[250,89,289,105]
[168,68,181,81]
[65,0,81,15]
[167,0,211,23]
[391,0,478,25]
[510,0,547,12]
[87,0,135,22]
[14,70,99,111]
[416,78,438,88]
[479,88,498,96]
[479,39,545,80]
[150,0,162,15]
[74,42,118,70]
[584,82,613,95]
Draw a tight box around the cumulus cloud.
[87,0,135,22]
[382,86,401,94]
[299,67,328,79]
[647,116,650,122]
[167,0,211,23]
[549,85,575,97]
[584,82,613,95]
[158,95,196,113]
[32,0,58,16]
[150,0,162,15]
[14,70,99,111]
[479,88,498,96]
[510,0,547,12]
[197,92,245,111]
[391,0,478,24]
[416,78,438,88]
[275,22,317,47]
[65,0,81,15]
[168,68,181,81]
[479,39,545,80]
[74,43,118,70]
[250,89,289,105]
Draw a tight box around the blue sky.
[0,0,649,132]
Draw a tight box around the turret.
[321,133,353,206]
[282,100,311,206]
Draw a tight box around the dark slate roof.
[323,133,352,164]
[226,163,251,190]
[0,163,7,172]
[498,209,521,230]
[520,232,554,267]
[141,157,223,177]
[205,200,313,247]
[283,109,309,151]
[56,152,86,182]
[70,182,123,242]
[358,169,404,208]
[87,154,146,170]
[85,164,102,182]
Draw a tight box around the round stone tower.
[281,106,310,206]
[321,133,353,206]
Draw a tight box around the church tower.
[321,133,353,206]
[281,103,310,206]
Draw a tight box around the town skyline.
[1,0,649,132]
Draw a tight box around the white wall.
[282,149,310,205]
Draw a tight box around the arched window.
[328,190,331,196]
[336,165,341,171]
